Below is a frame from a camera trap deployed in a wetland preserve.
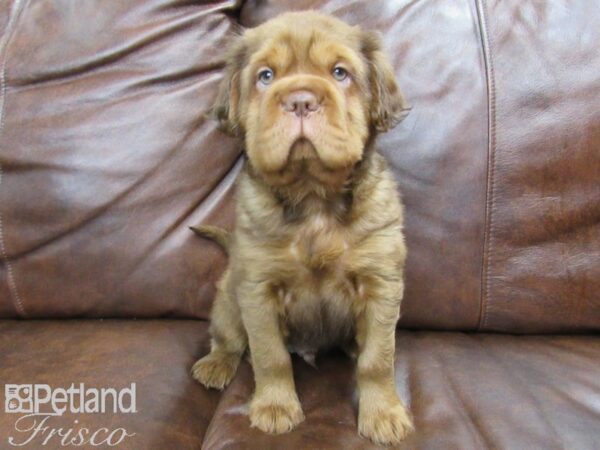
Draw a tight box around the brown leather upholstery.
[2,0,598,332]
[0,0,240,319]
[0,320,219,449]
[0,0,599,449]
[2,323,598,449]
[203,332,600,449]
[476,1,600,333]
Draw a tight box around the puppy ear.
[210,36,247,136]
[362,32,410,132]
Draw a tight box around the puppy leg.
[240,282,304,434]
[355,284,414,445]
[192,270,246,390]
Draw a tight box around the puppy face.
[213,12,408,188]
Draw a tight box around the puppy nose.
[282,90,319,117]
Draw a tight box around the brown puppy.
[191,11,413,445]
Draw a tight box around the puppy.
[191,11,413,445]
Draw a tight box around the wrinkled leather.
[203,331,600,450]
[1,0,598,332]
[2,323,597,450]
[477,0,600,332]
[0,320,219,450]
[0,0,241,319]
[2,0,598,332]
[1,2,599,449]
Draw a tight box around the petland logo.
[4,383,136,447]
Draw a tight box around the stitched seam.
[0,0,26,317]
[475,0,497,331]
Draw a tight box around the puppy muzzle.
[251,75,351,174]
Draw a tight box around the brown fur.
[191,11,413,445]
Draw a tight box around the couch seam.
[474,0,497,331]
[200,400,222,450]
[0,0,26,317]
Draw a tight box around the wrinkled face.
[212,12,408,189]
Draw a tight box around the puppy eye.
[332,66,348,82]
[257,68,274,85]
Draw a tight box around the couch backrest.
[1,0,598,333]
[0,0,240,319]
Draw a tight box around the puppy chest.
[286,213,352,274]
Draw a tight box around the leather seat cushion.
[1,322,598,449]
[0,319,218,450]
[203,331,600,449]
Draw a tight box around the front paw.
[249,391,305,434]
[359,397,414,446]
[191,352,239,390]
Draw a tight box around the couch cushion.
[237,1,600,333]
[1,0,599,332]
[202,332,600,449]
[0,319,218,449]
[475,1,600,332]
[0,0,241,319]
[243,0,488,333]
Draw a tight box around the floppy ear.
[362,32,410,132]
[210,36,247,136]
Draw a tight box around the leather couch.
[1,1,598,449]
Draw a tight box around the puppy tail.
[189,225,231,254]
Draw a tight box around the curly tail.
[189,225,230,254]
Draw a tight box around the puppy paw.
[249,392,304,434]
[191,353,239,390]
[358,399,414,446]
